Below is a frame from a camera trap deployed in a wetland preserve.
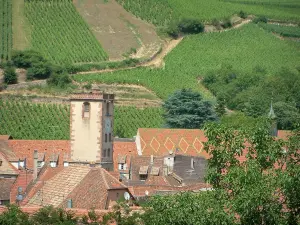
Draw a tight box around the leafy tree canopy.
[163,89,217,129]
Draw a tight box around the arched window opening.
[106,102,110,116]
[83,102,90,118]
[105,134,107,142]
[107,148,111,157]
[109,133,112,142]
[102,149,106,158]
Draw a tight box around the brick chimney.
[33,150,38,180]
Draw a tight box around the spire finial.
[268,95,276,119]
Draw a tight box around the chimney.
[33,150,38,180]
[150,155,154,165]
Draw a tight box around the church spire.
[268,100,278,137]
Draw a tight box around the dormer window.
[83,102,90,118]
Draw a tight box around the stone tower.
[268,101,278,137]
[70,91,114,171]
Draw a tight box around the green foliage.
[221,18,232,29]
[47,72,72,88]
[166,18,204,38]
[204,122,300,224]
[258,23,300,38]
[0,0,12,61]
[0,205,30,225]
[0,100,163,139]
[26,61,53,80]
[117,0,300,26]
[163,89,217,129]
[24,0,107,64]
[203,66,300,130]
[253,15,268,24]
[74,24,300,100]
[215,96,226,117]
[114,106,164,138]
[11,50,48,69]
[4,67,17,84]
[0,100,70,140]
[143,191,235,225]
[31,206,77,225]
[238,10,247,19]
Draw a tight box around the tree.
[215,96,226,117]
[163,89,217,129]
[0,205,30,225]
[4,67,17,84]
[47,72,72,88]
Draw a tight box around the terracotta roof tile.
[0,152,18,175]
[0,140,18,161]
[137,128,208,158]
[0,135,12,140]
[113,142,137,172]
[0,178,15,200]
[8,140,70,168]
[70,93,104,100]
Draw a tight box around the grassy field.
[24,0,108,64]
[73,23,300,100]
[258,23,300,38]
[0,100,163,139]
[0,0,12,61]
[116,0,300,26]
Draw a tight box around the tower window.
[109,133,112,142]
[102,149,106,158]
[107,148,110,157]
[105,134,107,142]
[83,102,90,118]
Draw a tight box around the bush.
[11,50,47,68]
[4,67,17,84]
[47,72,72,88]
[26,62,53,80]
[238,11,248,19]
[221,18,232,29]
[253,16,268,24]
[212,18,222,30]
[166,18,204,38]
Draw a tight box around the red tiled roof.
[113,142,137,172]
[0,140,18,161]
[0,152,18,175]
[277,130,292,140]
[8,140,70,168]
[137,128,208,158]
[0,178,15,200]
[70,93,104,100]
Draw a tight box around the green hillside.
[0,0,12,61]
[24,0,108,64]
[116,0,300,26]
[74,23,300,100]
[0,100,163,139]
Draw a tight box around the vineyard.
[73,23,300,100]
[258,23,300,38]
[24,0,108,64]
[0,0,12,61]
[0,100,163,139]
[117,0,300,26]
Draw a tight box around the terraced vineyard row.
[0,0,12,61]
[258,23,300,38]
[74,24,300,100]
[117,0,300,26]
[25,0,108,64]
[0,100,163,139]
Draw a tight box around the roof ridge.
[101,168,126,188]
[100,168,110,189]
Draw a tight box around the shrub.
[47,72,72,88]
[4,67,17,84]
[238,11,248,19]
[26,62,53,80]
[212,18,222,30]
[166,18,204,38]
[253,16,268,24]
[221,18,232,29]
[11,50,47,68]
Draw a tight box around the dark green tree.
[4,67,17,84]
[163,89,217,129]
[215,95,226,117]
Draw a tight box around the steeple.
[268,100,278,137]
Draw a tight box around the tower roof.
[268,102,276,119]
